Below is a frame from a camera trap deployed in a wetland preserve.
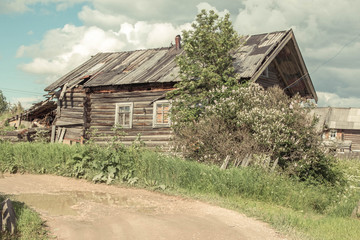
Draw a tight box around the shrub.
[172,83,344,185]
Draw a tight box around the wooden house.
[312,107,360,152]
[44,29,317,147]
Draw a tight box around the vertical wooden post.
[51,125,56,143]
[17,113,22,128]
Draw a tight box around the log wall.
[89,89,172,148]
[55,89,87,143]
[255,62,286,89]
[344,129,360,151]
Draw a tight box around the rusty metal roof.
[45,29,315,98]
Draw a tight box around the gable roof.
[312,107,360,131]
[45,29,317,100]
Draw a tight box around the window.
[330,130,337,140]
[115,103,133,128]
[153,100,171,127]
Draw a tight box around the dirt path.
[0,174,285,240]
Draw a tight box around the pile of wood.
[0,128,50,143]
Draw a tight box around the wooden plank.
[51,125,56,143]
[59,83,68,100]
[90,97,157,104]
[56,120,84,126]
[56,127,61,142]
[59,128,66,143]
[17,113,22,128]
[90,91,168,99]
[59,113,84,119]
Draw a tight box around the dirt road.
[0,174,285,240]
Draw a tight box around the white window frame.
[115,102,133,128]
[153,100,171,128]
[330,130,337,140]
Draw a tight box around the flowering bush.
[172,83,343,185]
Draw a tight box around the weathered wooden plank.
[51,125,56,143]
[90,97,157,104]
[62,103,84,108]
[56,120,84,126]
[58,128,66,143]
[90,91,168,99]
[59,112,84,119]
[64,92,86,98]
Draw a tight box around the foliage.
[0,142,353,215]
[1,142,360,239]
[0,195,47,240]
[172,83,344,185]
[0,90,9,114]
[168,9,242,127]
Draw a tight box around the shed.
[45,29,317,147]
[312,107,360,151]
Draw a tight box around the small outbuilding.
[312,107,360,152]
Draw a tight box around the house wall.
[55,88,87,143]
[88,87,173,148]
[255,62,286,89]
[343,129,360,151]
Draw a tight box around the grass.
[0,141,360,239]
[0,194,47,240]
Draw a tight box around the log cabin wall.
[55,88,87,143]
[255,62,286,89]
[88,86,173,148]
[343,129,360,151]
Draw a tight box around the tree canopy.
[168,10,242,126]
[168,10,342,185]
[0,90,9,114]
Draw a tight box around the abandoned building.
[43,29,317,147]
[312,107,360,152]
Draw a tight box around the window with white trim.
[330,130,337,140]
[115,102,133,128]
[153,100,171,128]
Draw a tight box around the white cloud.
[16,19,190,84]
[317,92,360,108]
[12,0,360,108]
[232,0,360,105]
[17,24,126,83]
[78,5,133,30]
[10,96,43,109]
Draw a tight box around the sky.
[0,0,359,109]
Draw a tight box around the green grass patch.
[0,195,47,240]
[0,141,360,240]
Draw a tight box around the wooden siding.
[55,90,87,142]
[343,129,360,151]
[89,89,172,147]
[255,62,285,89]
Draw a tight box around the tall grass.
[1,142,360,239]
[0,142,357,215]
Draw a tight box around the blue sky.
[0,0,359,108]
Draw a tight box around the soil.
[0,174,286,240]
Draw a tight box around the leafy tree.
[168,10,242,127]
[0,90,9,113]
[168,10,343,185]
